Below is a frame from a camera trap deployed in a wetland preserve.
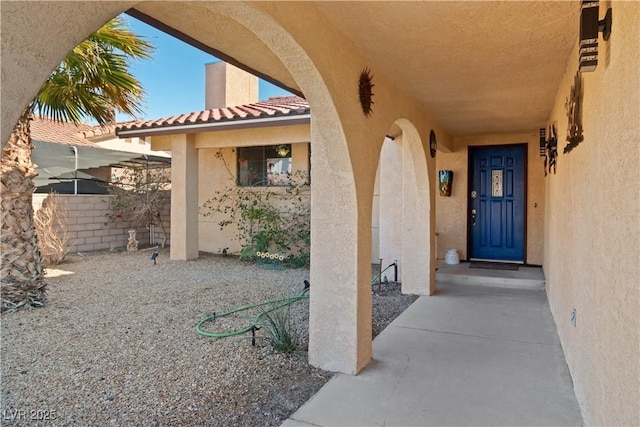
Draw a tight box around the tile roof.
[115,96,309,135]
[30,116,98,148]
[79,124,117,140]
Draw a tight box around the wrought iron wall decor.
[358,67,375,117]
[544,123,558,176]
[564,71,584,153]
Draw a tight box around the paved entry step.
[436,262,545,290]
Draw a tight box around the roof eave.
[116,113,310,138]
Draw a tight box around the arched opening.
[3,1,369,374]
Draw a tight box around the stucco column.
[379,137,403,281]
[308,125,372,375]
[401,132,433,295]
[170,134,199,260]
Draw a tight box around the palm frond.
[30,16,154,125]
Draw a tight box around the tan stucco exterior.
[197,143,310,255]
[151,123,312,255]
[170,134,199,260]
[543,2,639,424]
[2,2,638,423]
[205,62,258,109]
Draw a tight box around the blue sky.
[116,14,292,122]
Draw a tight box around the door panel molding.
[467,143,528,262]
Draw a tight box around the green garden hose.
[371,263,396,286]
[196,286,309,338]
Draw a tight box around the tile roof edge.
[115,96,309,133]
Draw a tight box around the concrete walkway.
[283,268,583,426]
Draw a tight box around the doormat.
[469,262,519,271]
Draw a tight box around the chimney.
[205,62,258,109]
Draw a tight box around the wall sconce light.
[275,144,290,157]
[579,1,612,73]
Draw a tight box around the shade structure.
[31,140,170,190]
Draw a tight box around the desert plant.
[108,165,170,247]
[257,306,302,354]
[34,191,70,266]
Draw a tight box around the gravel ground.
[1,249,416,426]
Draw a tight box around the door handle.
[471,208,477,226]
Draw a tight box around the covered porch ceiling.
[132,1,579,137]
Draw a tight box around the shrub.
[200,152,310,266]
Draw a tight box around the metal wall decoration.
[429,130,437,157]
[564,71,584,153]
[358,67,375,117]
[544,123,558,176]
[439,170,453,197]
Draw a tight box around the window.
[237,144,292,186]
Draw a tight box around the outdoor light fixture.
[275,144,290,157]
[539,128,546,157]
[579,1,612,73]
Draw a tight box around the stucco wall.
[205,62,258,109]
[435,133,545,264]
[198,143,310,254]
[151,124,312,255]
[543,2,640,425]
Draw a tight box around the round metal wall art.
[429,130,437,157]
[358,67,375,117]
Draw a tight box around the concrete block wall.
[33,194,171,254]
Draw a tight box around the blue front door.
[469,145,526,262]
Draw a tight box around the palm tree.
[1,17,153,311]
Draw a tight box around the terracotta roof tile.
[116,96,309,135]
[30,116,97,148]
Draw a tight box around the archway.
[2,1,371,375]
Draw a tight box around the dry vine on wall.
[108,166,171,247]
[34,191,70,266]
